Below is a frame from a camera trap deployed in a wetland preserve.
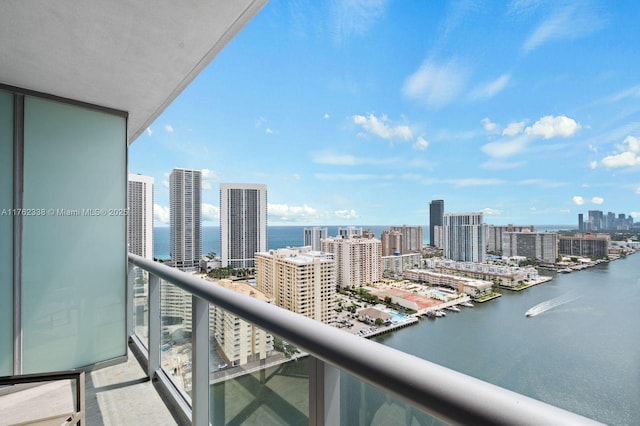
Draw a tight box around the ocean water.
[154,224,572,259]
[153,225,424,259]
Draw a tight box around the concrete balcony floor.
[0,349,177,425]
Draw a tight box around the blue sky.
[129,0,640,227]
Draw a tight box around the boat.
[435,310,446,317]
[525,309,534,317]
[445,306,460,312]
[460,301,474,308]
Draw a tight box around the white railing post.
[191,295,210,426]
[148,274,161,377]
[309,356,340,426]
[127,263,135,338]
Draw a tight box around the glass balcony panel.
[160,280,193,401]
[132,266,149,348]
[21,95,126,373]
[0,89,13,376]
[209,304,309,425]
[340,371,443,426]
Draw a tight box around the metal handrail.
[0,370,85,425]
[129,253,602,426]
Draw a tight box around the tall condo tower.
[220,183,268,268]
[442,212,486,263]
[429,199,444,247]
[304,227,328,251]
[127,174,154,260]
[170,168,202,271]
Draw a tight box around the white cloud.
[602,152,639,168]
[201,169,220,191]
[589,161,598,169]
[353,113,412,141]
[525,115,580,139]
[482,208,501,215]
[331,0,388,43]
[572,196,585,205]
[481,159,525,170]
[153,204,170,225]
[502,121,526,136]
[588,144,597,153]
[482,118,498,132]
[164,124,174,133]
[162,180,169,189]
[292,173,301,181]
[315,173,390,181]
[334,209,359,219]
[481,135,530,158]
[601,136,640,168]
[442,178,504,187]
[470,74,510,100]
[312,152,397,166]
[517,179,566,188]
[324,113,330,119]
[202,203,220,221]
[630,212,640,219]
[591,197,604,205]
[402,59,469,108]
[266,128,274,134]
[523,5,605,53]
[620,135,640,153]
[255,117,267,128]
[636,186,640,195]
[146,127,153,136]
[413,136,429,151]
[269,203,321,222]
[201,169,220,180]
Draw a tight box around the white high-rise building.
[338,226,362,239]
[321,237,382,288]
[304,227,328,251]
[127,174,154,260]
[170,168,201,271]
[443,212,486,263]
[255,247,336,324]
[220,183,267,268]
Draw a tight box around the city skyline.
[129,1,640,226]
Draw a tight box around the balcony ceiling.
[0,0,267,143]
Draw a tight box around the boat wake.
[525,293,581,317]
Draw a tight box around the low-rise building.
[357,307,392,325]
[211,279,274,367]
[382,253,422,275]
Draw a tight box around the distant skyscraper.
[442,212,485,263]
[170,168,201,271]
[578,213,584,232]
[588,210,604,231]
[220,183,267,268]
[304,227,328,251]
[390,225,423,253]
[429,200,444,247]
[127,174,154,260]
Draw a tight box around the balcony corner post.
[309,357,340,426]
[192,295,210,426]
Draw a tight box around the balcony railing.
[128,253,602,426]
